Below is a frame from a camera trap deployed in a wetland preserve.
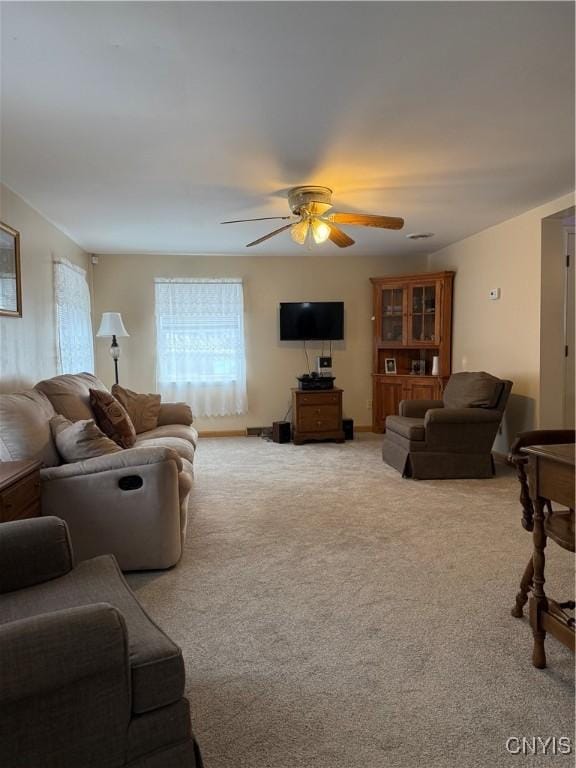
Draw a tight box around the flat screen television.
[279,302,344,341]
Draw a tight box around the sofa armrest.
[425,407,501,426]
[157,402,194,426]
[0,517,73,594]
[399,399,444,418]
[0,604,131,767]
[41,459,185,570]
[41,445,183,481]
[0,604,129,703]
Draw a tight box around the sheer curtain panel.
[155,279,247,417]
[54,259,95,375]
[0,276,17,309]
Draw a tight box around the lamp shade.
[96,312,129,338]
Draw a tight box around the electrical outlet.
[366,399,372,409]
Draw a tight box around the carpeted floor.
[128,435,574,768]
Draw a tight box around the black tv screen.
[279,302,344,341]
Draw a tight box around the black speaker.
[342,418,354,440]
[272,421,291,443]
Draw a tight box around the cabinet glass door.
[409,284,437,343]
[380,287,405,344]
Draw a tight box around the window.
[54,259,94,375]
[0,275,17,310]
[155,279,247,417]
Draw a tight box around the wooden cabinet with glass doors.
[371,272,454,432]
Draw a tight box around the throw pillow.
[50,415,122,462]
[111,384,161,434]
[89,389,137,448]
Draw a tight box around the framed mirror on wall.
[0,222,22,317]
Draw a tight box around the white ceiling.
[1,1,574,256]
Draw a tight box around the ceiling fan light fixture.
[311,218,331,244]
[288,186,333,215]
[290,219,309,245]
[308,201,333,216]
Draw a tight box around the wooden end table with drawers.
[291,387,345,445]
[0,460,42,523]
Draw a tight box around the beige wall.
[0,184,90,391]
[428,191,575,451]
[92,252,427,431]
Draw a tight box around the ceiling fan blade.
[329,212,404,230]
[221,216,292,224]
[326,222,355,248]
[246,223,293,247]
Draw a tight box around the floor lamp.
[96,312,130,385]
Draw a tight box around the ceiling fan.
[221,186,404,248]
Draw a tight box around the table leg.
[511,556,534,618]
[530,496,548,668]
[515,458,534,531]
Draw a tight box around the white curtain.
[0,277,16,309]
[155,279,247,417]
[54,259,95,375]
[0,238,17,311]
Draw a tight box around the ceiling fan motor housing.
[288,186,333,215]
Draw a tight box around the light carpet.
[128,435,574,768]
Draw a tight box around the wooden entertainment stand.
[292,388,345,445]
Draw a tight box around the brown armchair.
[0,517,204,768]
[382,371,513,479]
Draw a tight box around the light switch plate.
[489,288,501,300]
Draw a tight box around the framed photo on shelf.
[0,222,22,318]
[411,360,426,375]
[385,358,397,375]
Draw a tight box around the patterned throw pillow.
[50,415,122,462]
[89,389,136,448]
[111,384,161,434]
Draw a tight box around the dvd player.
[297,374,335,391]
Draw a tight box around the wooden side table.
[292,388,345,445]
[0,460,42,523]
[523,444,575,668]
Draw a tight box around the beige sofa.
[0,373,198,571]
